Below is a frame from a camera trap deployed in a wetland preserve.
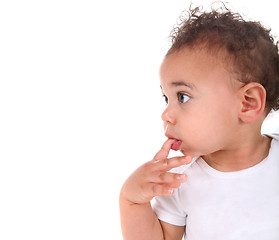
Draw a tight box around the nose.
[161,105,176,125]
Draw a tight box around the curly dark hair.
[167,4,279,111]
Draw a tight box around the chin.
[180,149,193,156]
[180,148,203,158]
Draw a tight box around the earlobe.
[238,82,266,123]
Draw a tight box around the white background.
[0,0,279,239]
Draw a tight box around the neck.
[202,134,272,172]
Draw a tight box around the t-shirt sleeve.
[151,187,186,226]
[262,111,279,140]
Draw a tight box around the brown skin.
[120,138,191,240]
[119,47,271,240]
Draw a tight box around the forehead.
[160,47,234,90]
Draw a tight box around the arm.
[160,221,185,240]
[119,196,164,239]
[119,139,191,240]
[119,198,185,240]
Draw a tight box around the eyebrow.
[171,81,195,89]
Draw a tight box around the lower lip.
[171,140,182,151]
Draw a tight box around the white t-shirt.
[152,136,279,240]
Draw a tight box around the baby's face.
[160,47,243,157]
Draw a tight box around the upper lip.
[165,125,180,141]
[165,133,173,139]
[165,133,179,140]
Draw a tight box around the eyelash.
[162,92,191,105]
[162,94,168,104]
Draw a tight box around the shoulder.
[262,111,279,140]
[268,137,279,159]
[266,133,279,142]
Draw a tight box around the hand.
[120,139,192,204]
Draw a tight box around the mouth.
[164,125,182,151]
[165,133,182,151]
[171,140,182,151]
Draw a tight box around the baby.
[120,5,279,240]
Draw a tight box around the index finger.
[154,139,176,161]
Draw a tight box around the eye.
[177,92,190,104]
[162,94,168,105]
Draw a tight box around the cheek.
[200,93,236,123]
[177,111,203,137]
[178,106,228,144]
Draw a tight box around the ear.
[238,82,266,123]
